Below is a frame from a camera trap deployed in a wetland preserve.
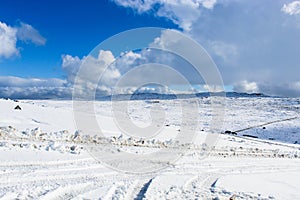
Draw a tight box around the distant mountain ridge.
[2,92,271,100]
[101,92,270,101]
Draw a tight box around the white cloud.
[62,50,118,84]
[0,21,18,58]
[119,51,142,66]
[203,84,224,92]
[62,50,121,96]
[113,0,217,31]
[0,49,120,99]
[0,76,66,87]
[137,85,171,94]
[112,0,154,13]
[201,0,217,9]
[0,21,46,59]
[66,36,210,97]
[0,76,70,99]
[258,81,300,97]
[150,29,226,86]
[113,85,171,94]
[62,54,82,83]
[233,81,259,94]
[282,1,300,15]
[16,22,46,45]
[0,86,72,99]
[155,0,202,31]
[151,30,180,49]
[209,41,238,62]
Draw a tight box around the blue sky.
[1,0,300,98]
[0,0,176,78]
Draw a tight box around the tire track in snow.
[134,178,153,200]
[234,116,299,133]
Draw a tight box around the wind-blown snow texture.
[0,96,300,199]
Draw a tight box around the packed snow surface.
[0,97,300,199]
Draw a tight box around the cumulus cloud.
[68,50,119,85]
[62,50,122,97]
[282,1,300,15]
[233,81,259,94]
[68,29,223,96]
[0,21,19,58]
[61,54,82,83]
[113,0,217,31]
[0,21,46,59]
[66,34,212,98]
[16,22,46,45]
[209,41,238,62]
[77,48,184,96]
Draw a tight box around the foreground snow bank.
[215,171,300,199]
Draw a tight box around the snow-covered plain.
[0,97,300,199]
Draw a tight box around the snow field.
[0,97,300,199]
